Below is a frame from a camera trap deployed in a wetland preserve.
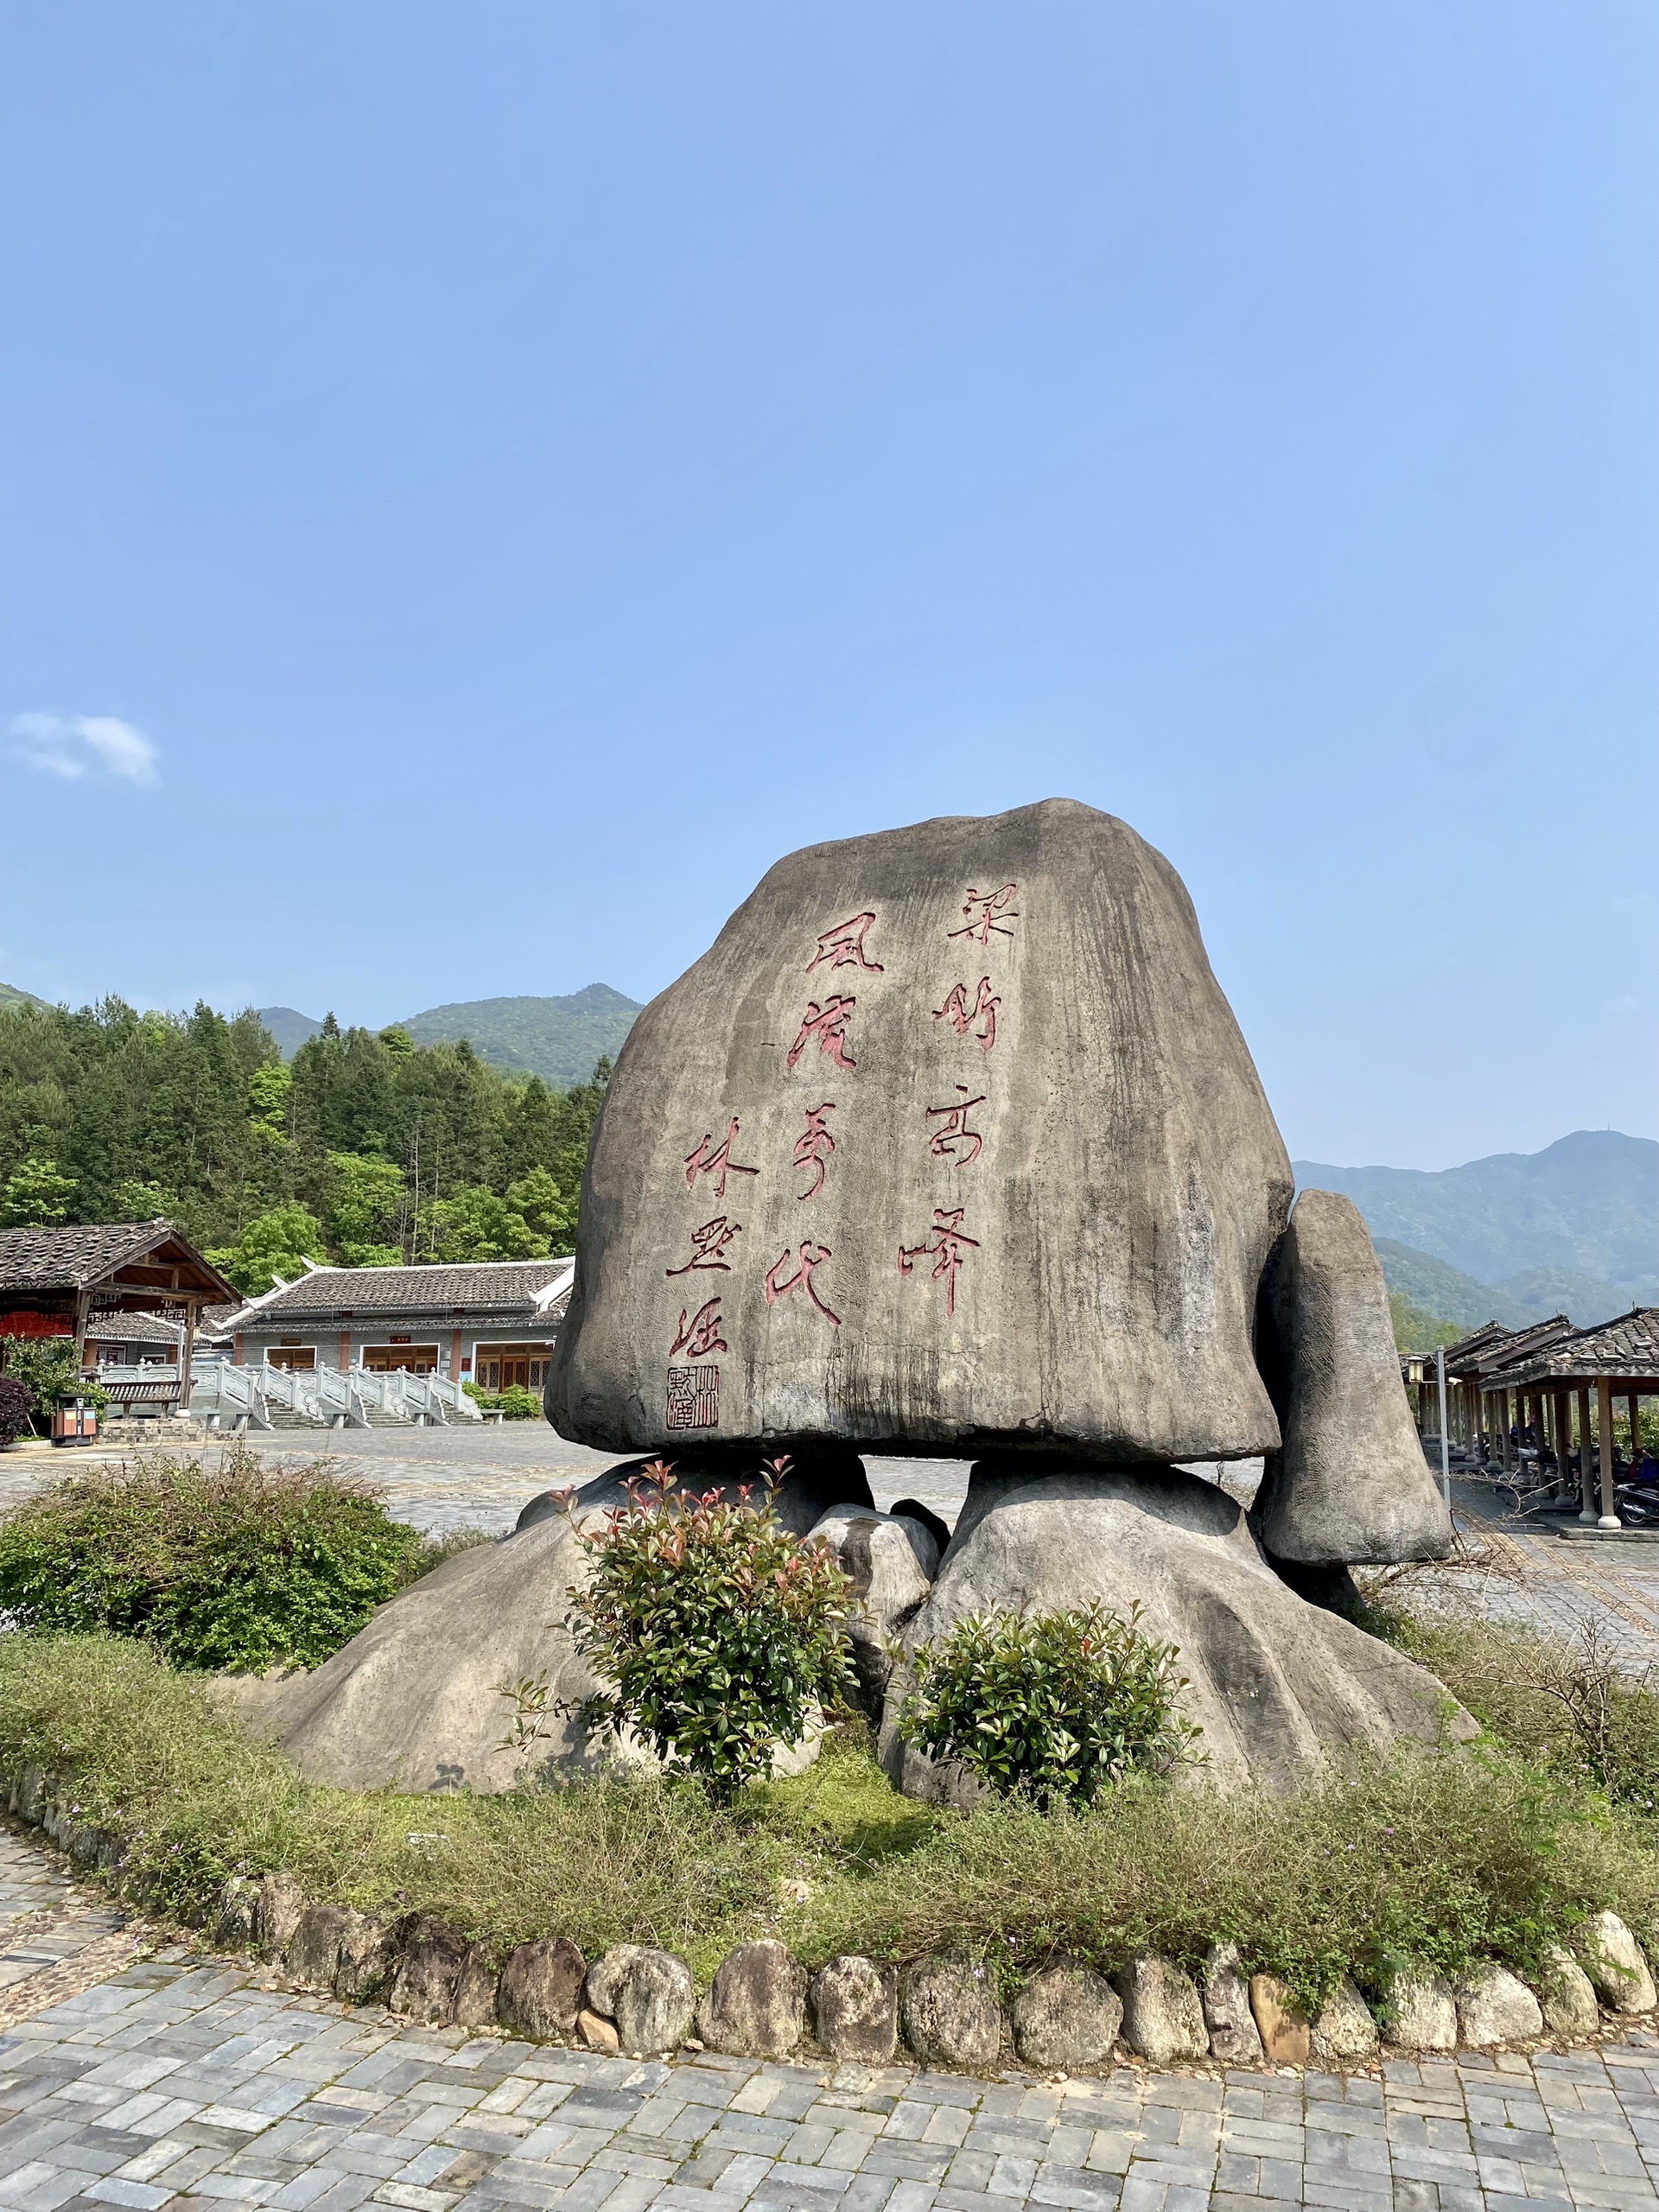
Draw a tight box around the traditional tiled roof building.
[219,1257,575,1392]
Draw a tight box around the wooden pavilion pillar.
[1578,1382,1597,1522]
[1598,1376,1619,1528]
[1630,1390,1643,1468]
[1554,1388,1571,1494]
[179,1300,198,1421]
[1499,1389,1512,1471]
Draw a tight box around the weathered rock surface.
[889,1499,949,1573]
[454,1945,501,2028]
[1249,1975,1312,2065]
[229,1510,601,1794]
[587,1944,696,2055]
[811,1956,899,2064]
[808,1505,932,1717]
[902,1961,1002,2069]
[335,1915,397,2003]
[579,2009,620,2055]
[232,1461,836,1795]
[214,1876,259,1951]
[696,1940,808,2058]
[1200,1943,1263,2063]
[1578,1911,1656,2013]
[1252,1192,1455,1566]
[515,1452,874,1538]
[498,1937,588,2040]
[880,1468,1475,1797]
[1011,1962,1123,2070]
[549,799,1294,1464]
[1313,1977,1379,2062]
[287,1904,356,1991]
[1381,1970,1457,2053]
[1539,1945,1600,2038]
[389,1916,469,2023]
[254,1871,305,1957]
[1454,1964,1543,2046]
[1117,1957,1207,2064]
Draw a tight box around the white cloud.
[9,711,160,786]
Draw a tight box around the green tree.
[420,1186,548,1262]
[326,1152,406,1267]
[0,1337,110,1432]
[0,1156,78,1226]
[505,1167,577,1254]
[207,1204,329,1295]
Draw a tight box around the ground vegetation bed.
[1,1460,1657,2015]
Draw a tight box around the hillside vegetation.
[258,985,643,1086]
[0,998,607,1292]
[1296,1130,1659,1311]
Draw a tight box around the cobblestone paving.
[3,1828,1659,2212]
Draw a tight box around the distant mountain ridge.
[1296,1129,1659,1327]
[256,983,642,1086]
[0,982,48,1011]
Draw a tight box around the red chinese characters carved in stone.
[792,1103,837,1200]
[666,1215,743,1275]
[925,1085,986,1166]
[763,1240,842,1325]
[806,911,883,975]
[933,976,1000,1052]
[670,1297,728,1359]
[948,881,1019,945]
[787,996,857,1072]
[898,1207,980,1318]
[683,1117,760,1198]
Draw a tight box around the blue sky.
[2,4,1655,1172]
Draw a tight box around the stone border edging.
[9,1758,1659,2078]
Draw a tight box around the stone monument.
[239,798,1461,1796]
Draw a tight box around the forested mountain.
[0,982,47,1012]
[257,985,643,1084]
[396,985,642,1083]
[0,998,607,1294]
[1296,1130,1659,1314]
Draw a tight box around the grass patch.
[4,1629,1658,2009]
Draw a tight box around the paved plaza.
[5,1430,1659,1668]
[1,1823,1658,2212]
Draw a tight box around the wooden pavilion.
[0,1220,237,1410]
[1495,1308,1659,1529]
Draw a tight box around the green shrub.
[0,1336,111,1429]
[897,1601,1199,1808]
[1370,1599,1659,1817]
[567,1460,855,1801]
[0,1376,32,1446]
[463,1381,543,1419]
[0,1447,429,1671]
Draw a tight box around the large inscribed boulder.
[1252,1191,1455,1565]
[549,798,1294,1464]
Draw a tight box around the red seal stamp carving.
[666,1364,720,1430]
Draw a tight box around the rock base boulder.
[902,1961,1002,2069]
[1011,1962,1123,2070]
[230,1460,855,1795]
[880,1467,1475,1797]
[811,1956,899,2064]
